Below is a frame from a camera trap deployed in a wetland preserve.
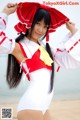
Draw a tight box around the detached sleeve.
[65,30,80,62]
[0,13,8,31]
[0,13,15,54]
[52,32,80,69]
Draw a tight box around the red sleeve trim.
[56,66,60,72]
[0,32,5,36]
[56,48,63,52]
[0,17,6,26]
[68,39,80,53]
[0,36,7,44]
[18,42,30,80]
[18,42,28,58]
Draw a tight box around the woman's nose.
[38,27,43,33]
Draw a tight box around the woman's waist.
[30,68,51,78]
[29,69,51,85]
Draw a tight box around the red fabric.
[0,17,6,26]
[0,32,5,36]
[26,49,52,72]
[67,39,80,53]
[14,2,69,33]
[0,36,7,45]
[18,43,30,80]
[46,33,49,42]
[18,42,52,80]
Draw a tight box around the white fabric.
[0,13,8,31]
[51,32,80,69]
[65,30,80,61]
[20,37,45,58]
[17,69,53,114]
[0,35,15,54]
[0,13,15,54]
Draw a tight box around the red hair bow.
[14,2,69,37]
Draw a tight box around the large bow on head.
[14,2,69,34]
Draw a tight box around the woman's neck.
[27,35,40,45]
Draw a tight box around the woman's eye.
[36,22,40,25]
[44,25,48,28]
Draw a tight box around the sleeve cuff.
[65,30,80,61]
[0,12,8,31]
[0,12,8,19]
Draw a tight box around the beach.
[0,100,80,120]
[50,100,80,120]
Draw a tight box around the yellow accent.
[39,46,53,66]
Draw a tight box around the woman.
[0,2,80,120]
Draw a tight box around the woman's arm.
[0,3,17,54]
[2,3,17,15]
[0,3,17,31]
[64,21,80,62]
[65,21,78,35]
[52,22,80,69]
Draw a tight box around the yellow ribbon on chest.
[38,46,53,66]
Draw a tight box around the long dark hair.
[6,8,54,92]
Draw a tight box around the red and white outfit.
[0,12,80,114]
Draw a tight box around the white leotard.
[16,38,54,114]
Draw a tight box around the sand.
[0,100,80,120]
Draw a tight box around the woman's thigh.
[43,110,52,120]
[17,109,43,120]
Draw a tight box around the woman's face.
[29,19,48,42]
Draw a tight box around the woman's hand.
[66,21,78,35]
[2,3,17,15]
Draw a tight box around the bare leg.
[17,110,43,120]
[43,110,52,120]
